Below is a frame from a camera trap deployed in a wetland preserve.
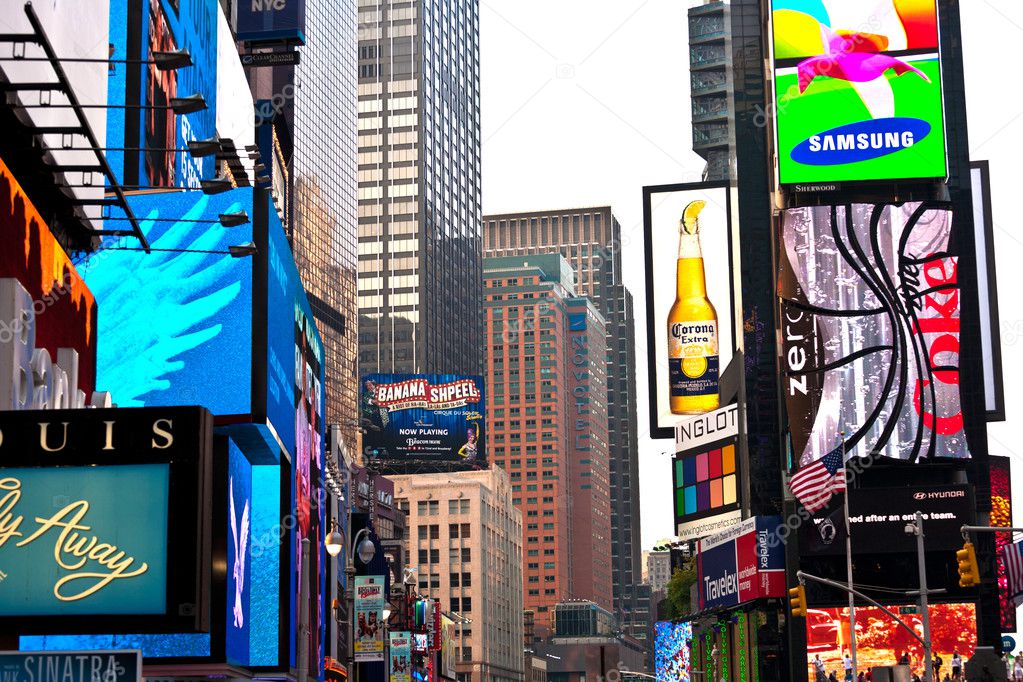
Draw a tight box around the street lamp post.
[328,525,377,682]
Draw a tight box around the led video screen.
[778,203,970,465]
[81,188,253,416]
[655,621,692,682]
[771,0,947,184]
[805,603,976,680]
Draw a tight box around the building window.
[430,548,439,563]
[462,572,471,587]
[418,549,428,564]
[460,499,470,513]
[430,573,440,588]
[461,597,471,612]
[428,501,439,515]
[461,547,471,563]
[430,524,439,540]
[418,525,428,539]
[449,523,460,539]
[451,597,460,611]
[450,573,460,587]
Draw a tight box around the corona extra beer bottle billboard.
[668,200,720,414]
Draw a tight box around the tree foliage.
[664,562,697,620]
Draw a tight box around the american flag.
[1003,541,1023,606]
[789,447,847,513]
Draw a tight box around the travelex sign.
[771,0,947,183]
[697,516,785,610]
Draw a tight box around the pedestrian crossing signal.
[956,542,980,587]
[788,585,807,618]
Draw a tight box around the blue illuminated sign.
[0,465,169,616]
[106,0,219,187]
[226,439,253,666]
[81,189,253,416]
[235,0,306,45]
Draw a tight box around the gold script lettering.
[1,477,150,601]
[0,477,25,546]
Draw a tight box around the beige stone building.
[391,467,524,682]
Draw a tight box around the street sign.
[0,651,141,682]
[241,51,301,67]
[899,606,918,615]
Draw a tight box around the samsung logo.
[791,117,932,166]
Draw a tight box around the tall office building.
[688,1,730,181]
[293,0,360,440]
[483,208,641,619]
[484,254,613,632]
[356,0,483,376]
[644,550,672,594]
[390,468,524,682]
[244,0,361,445]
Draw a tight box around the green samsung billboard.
[771,0,947,184]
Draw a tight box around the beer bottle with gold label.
[668,200,720,414]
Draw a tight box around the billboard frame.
[767,0,950,187]
[0,406,214,636]
[643,180,737,440]
[969,160,1005,421]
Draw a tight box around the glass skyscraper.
[244,0,361,445]
[287,0,361,449]
[356,0,484,376]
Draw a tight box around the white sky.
[481,0,1023,632]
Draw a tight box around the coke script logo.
[778,203,969,464]
[907,255,962,435]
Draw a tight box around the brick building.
[483,254,613,636]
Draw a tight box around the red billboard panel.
[991,455,1015,631]
[805,603,976,680]
[0,154,97,400]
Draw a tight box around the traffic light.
[956,542,980,587]
[788,585,807,617]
